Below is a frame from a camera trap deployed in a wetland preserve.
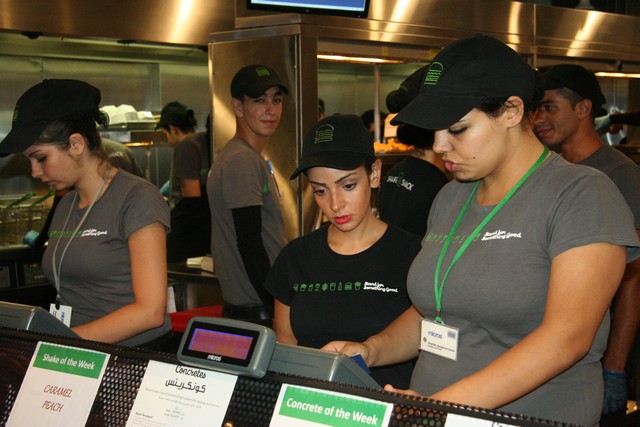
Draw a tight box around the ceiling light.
[317,54,403,64]
[595,72,640,79]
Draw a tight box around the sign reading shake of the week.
[6,342,109,427]
[270,384,393,427]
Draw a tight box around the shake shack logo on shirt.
[49,228,108,238]
[385,172,415,191]
[292,281,397,293]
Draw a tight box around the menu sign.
[6,342,109,427]
[126,360,237,426]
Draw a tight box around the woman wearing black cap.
[323,35,639,426]
[264,114,422,389]
[0,79,172,348]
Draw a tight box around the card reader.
[177,316,276,378]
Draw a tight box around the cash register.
[0,301,79,338]
[177,316,381,388]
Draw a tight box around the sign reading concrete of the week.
[269,384,392,427]
[6,341,109,427]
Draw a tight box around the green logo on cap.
[314,124,334,144]
[256,67,271,77]
[12,105,19,125]
[424,62,444,86]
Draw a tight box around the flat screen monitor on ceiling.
[247,0,370,18]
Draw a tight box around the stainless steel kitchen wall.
[227,0,640,234]
[318,62,425,120]
[1,0,639,58]
[0,0,235,46]
[0,33,210,196]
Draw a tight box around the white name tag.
[49,303,72,327]
[420,319,459,361]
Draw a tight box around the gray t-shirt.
[42,170,171,346]
[170,131,210,206]
[581,144,640,228]
[207,137,286,306]
[207,138,287,306]
[408,153,639,426]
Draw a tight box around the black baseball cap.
[540,64,608,117]
[386,65,427,114]
[156,101,195,130]
[0,79,101,156]
[392,34,537,130]
[230,64,289,99]
[290,114,374,179]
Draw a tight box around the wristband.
[603,368,627,379]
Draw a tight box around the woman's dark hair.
[476,98,510,117]
[158,102,197,133]
[36,109,109,159]
[169,109,197,133]
[553,87,600,120]
[363,154,377,175]
[396,124,435,150]
[477,70,545,123]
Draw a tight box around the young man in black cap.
[535,64,640,415]
[206,64,288,327]
[156,101,211,262]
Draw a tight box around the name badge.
[49,303,72,327]
[420,319,459,361]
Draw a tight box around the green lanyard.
[433,146,549,323]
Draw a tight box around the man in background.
[207,64,288,327]
[534,64,640,416]
[378,124,448,237]
[360,109,387,141]
[157,101,211,262]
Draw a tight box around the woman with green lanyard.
[323,35,639,426]
[0,79,172,349]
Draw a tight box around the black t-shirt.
[265,224,422,388]
[379,156,448,237]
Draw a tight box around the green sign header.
[33,343,107,379]
[278,386,389,427]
